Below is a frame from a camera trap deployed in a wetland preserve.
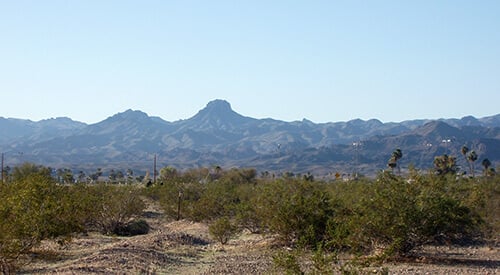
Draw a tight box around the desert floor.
[19,201,499,274]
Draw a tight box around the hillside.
[1,100,499,176]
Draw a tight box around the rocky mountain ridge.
[1,99,499,176]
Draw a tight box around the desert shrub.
[311,244,338,274]
[208,217,237,245]
[219,168,257,185]
[343,172,420,256]
[150,167,258,222]
[82,184,146,235]
[9,163,52,182]
[272,249,303,275]
[232,182,265,233]
[478,175,500,240]
[150,180,205,221]
[191,179,238,221]
[255,179,335,247]
[114,219,150,236]
[191,168,258,222]
[0,171,83,273]
[234,201,263,233]
[417,195,481,245]
[149,165,493,260]
[340,171,484,259]
[434,174,499,241]
[413,174,485,245]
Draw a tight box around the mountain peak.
[205,99,232,111]
[194,99,237,118]
[413,121,462,138]
[183,99,255,130]
[37,117,87,129]
[102,109,150,123]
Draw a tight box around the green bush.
[209,217,237,245]
[83,184,146,235]
[335,171,484,259]
[0,167,149,272]
[0,171,83,272]
[149,181,205,221]
[255,179,335,247]
[272,249,303,275]
[142,165,497,261]
[149,167,258,222]
[191,180,237,221]
[479,176,500,239]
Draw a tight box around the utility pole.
[177,191,183,221]
[153,154,157,185]
[353,141,362,179]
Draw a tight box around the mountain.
[1,99,499,176]
[178,99,257,131]
[0,117,86,144]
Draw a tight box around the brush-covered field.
[1,164,499,274]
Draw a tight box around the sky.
[0,1,499,124]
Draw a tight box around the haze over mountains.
[1,99,499,176]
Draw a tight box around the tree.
[126,169,134,183]
[116,170,125,182]
[461,145,469,159]
[482,158,495,177]
[467,150,478,177]
[90,168,103,182]
[433,155,458,175]
[77,171,86,183]
[108,169,117,182]
[387,148,403,174]
[56,168,74,184]
[481,158,491,171]
[461,145,478,177]
[12,163,51,182]
[159,166,178,183]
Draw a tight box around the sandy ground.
[18,203,499,274]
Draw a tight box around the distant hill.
[1,100,499,176]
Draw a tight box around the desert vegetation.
[0,160,498,273]
[0,163,146,273]
[147,165,498,271]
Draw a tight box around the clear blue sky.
[1,1,499,124]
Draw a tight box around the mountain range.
[1,99,499,177]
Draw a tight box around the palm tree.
[387,148,403,174]
[393,148,403,161]
[467,150,478,177]
[461,145,469,173]
[433,154,458,175]
[482,158,492,176]
[461,145,479,177]
[77,171,86,183]
[461,145,469,157]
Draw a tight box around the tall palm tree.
[461,145,469,157]
[387,148,403,174]
[482,158,492,176]
[461,145,469,173]
[467,150,478,177]
[461,145,479,177]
